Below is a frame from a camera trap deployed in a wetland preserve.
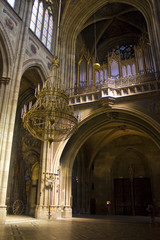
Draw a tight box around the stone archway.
[60,109,160,217]
[59,0,160,89]
[0,23,13,80]
[7,66,44,217]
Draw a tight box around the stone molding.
[0,77,10,83]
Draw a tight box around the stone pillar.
[35,142,61,219]
[60,165,72,218]
[35,142,51,219]
[0,0,33,224]
[148,1,160,72]
[152,0,160,39]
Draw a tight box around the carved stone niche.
[100,97,116,108]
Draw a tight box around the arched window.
[6,0,15,7]
[30,0,54,51]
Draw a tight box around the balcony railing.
[69,72,160,105]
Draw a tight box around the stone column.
[0,0,33,224]
[35,142,60,219]
[63,171,72,218]
[152,0,160,39]
[148,1,160,72]
[35,142,51,219]
[60,164,72,218]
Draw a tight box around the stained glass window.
[47,16,53,49]
[42,10,49,45]
[120,45,135,60]
[30,0,38,32]
[30,0,54,51]
[6,0,15,7]
[35,2,43,38]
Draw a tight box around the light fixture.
[93,62,100,70]
[93,14,100,70]
[21,0,78,144]
[21,57,78,144]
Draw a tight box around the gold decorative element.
[93,62,100,70]
[21,57,78,143]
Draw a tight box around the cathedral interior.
[0,0,160,225]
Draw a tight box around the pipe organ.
[75,34,155,94]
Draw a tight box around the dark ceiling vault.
[79,3,147,63]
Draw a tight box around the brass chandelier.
[21,57,78,144]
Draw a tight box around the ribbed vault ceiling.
[77,2,147,63]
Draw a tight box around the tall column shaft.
[0,0,33,224]
[35,142,60,219]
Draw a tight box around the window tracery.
[120,45,135,60]
[30,0,54,51]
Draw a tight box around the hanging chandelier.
[21,57,78,144]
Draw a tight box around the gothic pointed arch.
[59,0,160,89]
[22,58,48,83]
[59,107,160,208]
[0,21,14,81]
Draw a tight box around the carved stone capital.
[0,77,10,84]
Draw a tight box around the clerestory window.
[30,0,54,51]
[6,0,15,8]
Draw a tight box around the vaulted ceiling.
[77,2,147,63]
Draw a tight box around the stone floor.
[0,215,160,240]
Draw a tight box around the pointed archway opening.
[7,66,44,217]
[57,109,160,218]
[71,130,157,217]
